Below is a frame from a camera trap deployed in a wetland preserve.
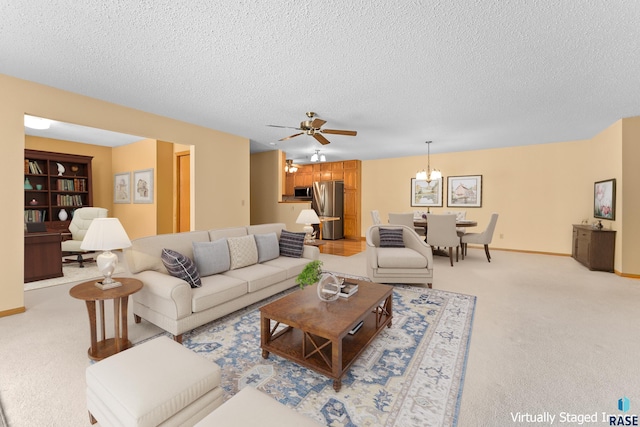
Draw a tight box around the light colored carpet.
[2,249,640,426]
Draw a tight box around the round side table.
[69,277,143,361]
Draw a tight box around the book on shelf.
[339,281,359,298]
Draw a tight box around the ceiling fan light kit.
[284,159,298,173]
[416,140,441,183]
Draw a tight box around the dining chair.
[444,210,468,249]
[461,213,499,262]
[388,212,422,236]
[425,213,460,267]
[371,210,382,225]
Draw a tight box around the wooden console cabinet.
[572,225,616,272]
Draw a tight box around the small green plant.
[296,260,323,289]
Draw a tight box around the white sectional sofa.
[124,223,319,342]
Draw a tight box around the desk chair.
[61,207,108,267]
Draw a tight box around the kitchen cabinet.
[572,225,616,272]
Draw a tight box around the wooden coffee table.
[260,278,393,391]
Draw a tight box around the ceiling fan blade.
[267,124,301,130]
[279,132,304,141]
[313,133,331,145]
[310,118,326,128]
[320,129,357,136]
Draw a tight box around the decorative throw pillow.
[379,228,405,248]
[254,232,280,263]
[279,230,306,258]
[227,235,259,270]
[193,239,231,276]
[161,248,202,288]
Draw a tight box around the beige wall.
[250,150,311,232]
[1,73,249,316]
[621,117,640,274]
[111,139,158,240]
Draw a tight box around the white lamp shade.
[430,170,442,180]
[80,218,132,251]
[296,209,320,225]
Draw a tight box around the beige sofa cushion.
[192,275,248,312]
[377,247,428,268]
[223,264,287,293]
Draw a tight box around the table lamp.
[296,209,320,242]
[80,218,132,290]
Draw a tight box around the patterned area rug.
[182,284,476,427]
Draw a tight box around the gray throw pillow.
[254,232,280,263]
[279,230,306,258]
[379,228,405,248]
[193,239,231,276]
[161,248,202,288]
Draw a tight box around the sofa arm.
[302,245,320,261]
[131,270,193,320]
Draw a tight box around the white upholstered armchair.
[366,224,434,288]
[61,207,108,267]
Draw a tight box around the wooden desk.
[69,278,143,361]
[24,232,63,282]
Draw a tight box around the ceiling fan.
[268,112,357,145]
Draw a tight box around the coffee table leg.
[332,338,342,392]
[260,314,270,359]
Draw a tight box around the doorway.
[176,150,191,232]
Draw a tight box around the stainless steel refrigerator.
[312,180,344,240]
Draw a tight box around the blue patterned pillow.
[161,248,202,288]
[279,230,306,258]
[379,228,405,248]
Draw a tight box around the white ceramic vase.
[58,208,68,221]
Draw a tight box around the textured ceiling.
[3,1,640,164]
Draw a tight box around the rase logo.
[608,397,638,426]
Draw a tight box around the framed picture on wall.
[411,178,443,207]
[113,172,131,204]
[133,169,154,204]
[594,178,615,220]
[447,175,482,207]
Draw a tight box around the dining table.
[413,218,477,236]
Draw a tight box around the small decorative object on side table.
[69,278,143,360]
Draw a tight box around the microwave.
[293,186,313,200]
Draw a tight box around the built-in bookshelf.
[24,149,93,231]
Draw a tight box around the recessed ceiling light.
[24,115,52,130]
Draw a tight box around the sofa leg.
[134,314,141,324]
[89,411,97,425]
[174,334,183,344]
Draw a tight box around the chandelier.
[310,150,326,162]
[415,141,441,183]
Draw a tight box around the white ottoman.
[195,386,323,427]
[86,336,223,427]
